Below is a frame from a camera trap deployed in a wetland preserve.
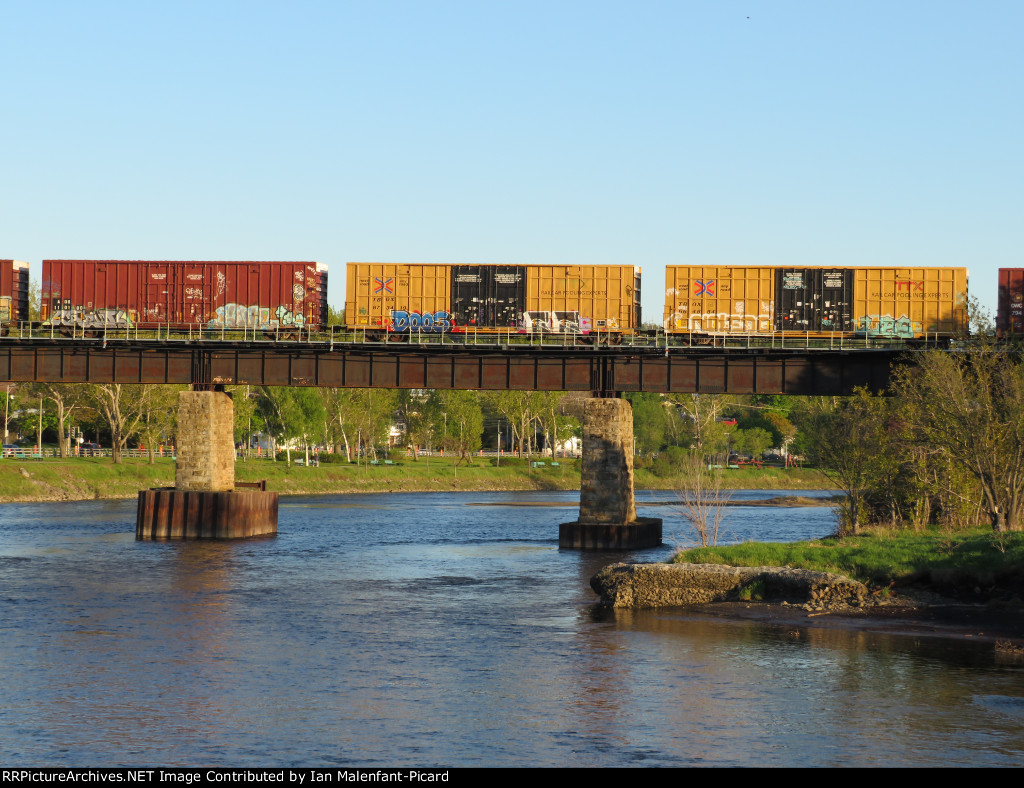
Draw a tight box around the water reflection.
[0,492,1021,766]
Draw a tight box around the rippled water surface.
[1,490,1023,767]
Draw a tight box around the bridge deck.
[0,338,905,394]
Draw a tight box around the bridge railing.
[4,321,948,351]
[0,447,177,460]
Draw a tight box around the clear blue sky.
[2,1,1020,324]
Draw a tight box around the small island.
[590,526,1024,646]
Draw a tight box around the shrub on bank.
[673,526,1024,597]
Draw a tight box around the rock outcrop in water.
[591,562,868,610]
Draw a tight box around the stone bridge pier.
[559,397,662,550]
[136,388,278,539]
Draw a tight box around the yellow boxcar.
[664,266,775,333]
[852,267,968,338]
[524,264,639,333]
[346,262,640,335]
[346,263,451,330]
[665,265,968,338]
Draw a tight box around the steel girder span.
[0,341,902,395]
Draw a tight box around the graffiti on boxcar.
[207,303,305,330]
[46,308,134,329]
[390,310,452,333]
[519,311,593,334]
[670,312,773,333]
[855,314,920,338]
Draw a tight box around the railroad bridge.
[0,337,906,547]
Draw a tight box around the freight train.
[345,262,970,342]
[997,269,1024,336]
[344,262,641,340]
[0,258,991,344]
[0,260,30,333]
[664,265,969,340]
[40,260,329,334]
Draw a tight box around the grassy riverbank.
[0,456,834,502]
[674,527,1024,600]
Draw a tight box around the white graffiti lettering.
[46,308,134,329]
[670,312,773,332]
[207,303,305,330]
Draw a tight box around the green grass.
[0,457,179,501]
[634,465,833,490]
[673,526,1024,596]
[0,455,834,502]
[234,456,585,495]
[0,455,587,501]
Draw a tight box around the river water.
[1,489,1023,767]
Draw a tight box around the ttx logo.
[374,277,394,294]
[693,280,715,296]
[895,280,924,292]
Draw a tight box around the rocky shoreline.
[590,561,1024,646]
[591,562,871,611]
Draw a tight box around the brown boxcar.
[41,260,328,331]
[345,262,640,336]
[0,260,30,325]
[665,265,967,339]
[997,269,1024,336]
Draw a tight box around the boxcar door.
[490,266,526,328]
[451,265,527,329]
[145,263,169,324]
[774,268,852,332]
[450,266,483,327]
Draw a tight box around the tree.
[673,452,731,547]
[259,386,328,465]
[627,392,668,457]
[136,385,183,463]
[480,391,538,457]
[228,385,263,459]
[397,390,440,462]
[292,388,328,464]
[1,384,14,443]
[91,384,152,463]
[321,388,359,460]
[667,394,736,460]
[895,346,1024,532]
[533,391,580,458]
[327,304,345,326]
[27,278,41,321]
[799,391,895,535]
[764,411,797,457]
[318,388,397,462]
[430,390,483,464]
[731,427,773,459]
[350,389,398,461]
[36,383,91,457]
